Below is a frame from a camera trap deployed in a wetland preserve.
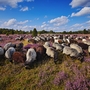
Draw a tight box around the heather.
[0,34,90,90]
[0,51,90,90]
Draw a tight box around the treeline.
[0,28,90,35]
[61,29,90,34]
[0,28,55,35]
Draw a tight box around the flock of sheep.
[0,34,90,68]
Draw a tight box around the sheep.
[43,41,51,49]
[70,48,79,58]
[52,43,63,51]
[63,46,72,55]
[4,42,16,51]
[36,45,46,61]
[70,43,83,54]
[82,40,90,45]
[63,46,80,58]
[25,48,37,68]
[5,47,15,62]
[78,42,88,50]
[45,46,58,64]
[12,51,26,64]
[16,43,23,51]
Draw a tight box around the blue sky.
[0,0,90,32]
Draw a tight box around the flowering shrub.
[53,71,68,86]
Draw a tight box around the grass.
[0,40,90,90]
[0,51,90,90]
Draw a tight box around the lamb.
[25,48,37,68]
[5,47,15,62]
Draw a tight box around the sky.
[0,0,90,32]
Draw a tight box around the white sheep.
[43,41,50,49]
[5,47,15,62]
[63,46,72,55]
[70,43,83,54]
[63,46,79,58]
[4,42,15,51]
[46,47,54,58]
[25,48,37,66]
[45,46,58,63]
[70,48,79,58]
[52,43,63,51]
[82,40,90,45]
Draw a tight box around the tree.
[32,28,37,37]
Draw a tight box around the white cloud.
[86,20,90,24]
[41,23,48,28]
[71,7,90,17]
[0,0,23,8]
[2,18,17,27]
[17,20,29,25]
[26,0,34,2]
[20,6,28,11]
[0,7,6,11]
[71,23,82,27]
[70,0,90,8]
[49,16,69,26]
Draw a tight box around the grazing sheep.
[5,47,15,62]
[43,41,50,49]
[25,48,37,68]
[46,47,58,64]
[4,42,16,51]
[16,43,23,51]
[63,46,72,55]
[78,42,88,50]
[70,43,83,54]
[82,40,90,45]
[63,46,79,58]
[52,43,63,51]
[70,48,79,58]
[12,51,25,64]
[36,45,46,61]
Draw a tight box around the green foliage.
[1,27,90,34]
[32,28,37,37]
